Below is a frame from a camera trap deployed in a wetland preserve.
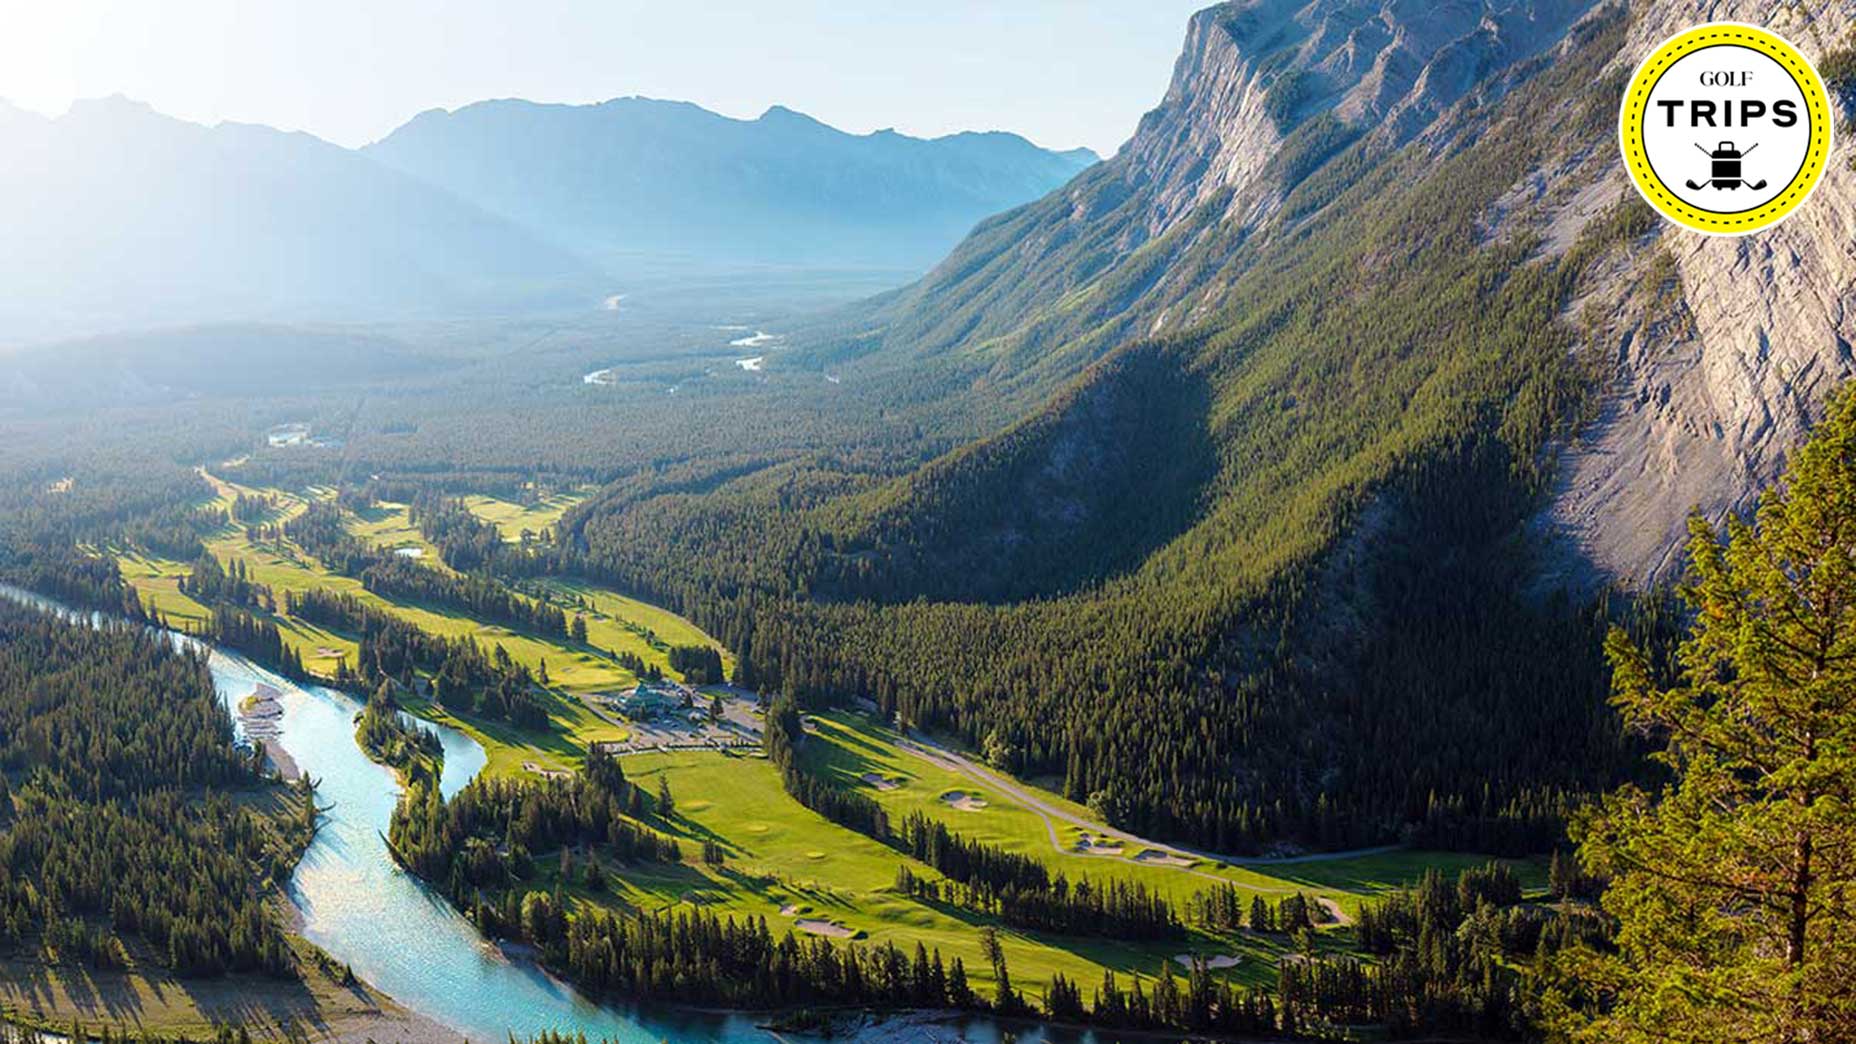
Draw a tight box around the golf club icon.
[1688,141,1767,191]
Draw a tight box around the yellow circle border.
[1618,22,1833,236]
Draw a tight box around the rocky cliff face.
[843,0,1601,391]
[846,0,1852,598]
[1522,1,1856,591]
[1120,0,1594,238]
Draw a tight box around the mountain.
[818,0,1856,595]
[800,0,1595,397]
[1524,1,1856,591]
[364,97,1098,269]
[565,0,1856,852]
[0,97,601,341]
[0,324,427,408]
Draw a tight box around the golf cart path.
[897,731,1391,924]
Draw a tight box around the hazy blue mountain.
[0,97,601,340]
[365,97,1098,269]
[0,324,428,408]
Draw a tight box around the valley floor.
[92,473,1545,1024]
[114,474,731,779]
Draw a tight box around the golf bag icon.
[1688,141,1767,191]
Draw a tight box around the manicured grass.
[348,501,446,564]
[105,476,1534,1011]
[577,750,1315,1002]
[1265,849,1551,911]
[800,711,1393,903]
[461,490,590,542]
[117,549,213,629]
[112,478,733,777]
[553,715,1509,1006]
[398,687,629,779]
[801,712,1549,919]
[540,577,736,679]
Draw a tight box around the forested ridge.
[0,599,313,977]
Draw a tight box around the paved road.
[896,730,1393,922]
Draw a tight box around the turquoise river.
[0,584,1080,1043]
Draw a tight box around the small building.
[616,681,683,719]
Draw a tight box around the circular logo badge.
[1619,22,1833,235]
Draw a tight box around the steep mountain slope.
[365,98,1098,269]
[1517,1,1856,590]
[803,0,1856,594]
[795,0,1594,401]
[565,2,1655,852]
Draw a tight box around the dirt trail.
[896,731,1392,918]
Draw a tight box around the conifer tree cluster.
[0,601,310,978]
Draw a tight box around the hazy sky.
[0,1,1208,156]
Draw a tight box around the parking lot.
[592,684,764,754]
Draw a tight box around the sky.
[0,0,1209,157]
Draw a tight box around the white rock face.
[1121,0,1595,240]
[1532,1,1856,591]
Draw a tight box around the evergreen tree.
[1548,387,1856,1043]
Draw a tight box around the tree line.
[0,599,313,979]
[285,500,567,639]
[355,681,445,786]
[763,697,891,838]
[386,747,680,936]
[287,587,547,729]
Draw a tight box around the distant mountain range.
[0,95,1094,340]
[366,98,1098,269]
[0,96,597,340]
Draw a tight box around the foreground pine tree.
[1546,387,1856,1043]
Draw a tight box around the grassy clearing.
[111,478,735,777]
[103,476,1539,1010]
[567,750,1333,1002]
[541,577,737,679]
[800,712,1299,899]
[348,501,446,564]
[461,490,590,542]
[554,713,1534,1006]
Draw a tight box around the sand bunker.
[1174,954,1242,970]
[779,904,802,917]
[1135,850,1194,867]
[522,761,571,779]
[860,772,902,791]
[940,791,989,811]
[795,918,856,939]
